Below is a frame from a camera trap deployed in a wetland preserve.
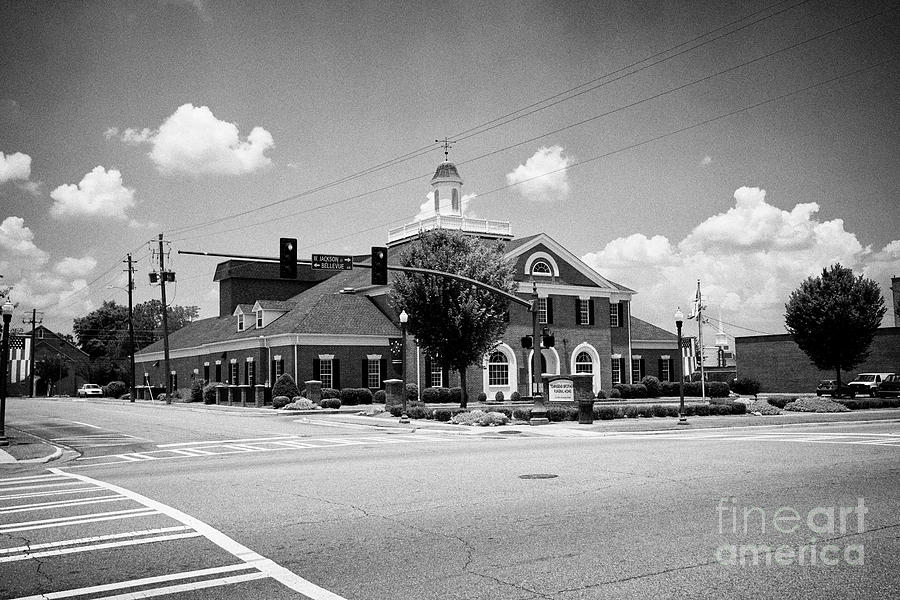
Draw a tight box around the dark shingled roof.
[630,316,676,341]
[431,161,462,182]
[255,300,297,311]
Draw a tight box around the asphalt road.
[2,398,899,599]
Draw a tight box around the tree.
[784,264,885,389]
[34,354,69,396]
[390,229,517,408]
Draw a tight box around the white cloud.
[0,151,32,184]
[414,191,479,220]
[50,166,136,219]
[111,104,274,176]
[55,256,98,278]
[0,216,49,265]
[701,155,712,166]
[583,186,900,335]
[506,145,573,202]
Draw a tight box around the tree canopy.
[784,264,885,386]
[390,229,517,407]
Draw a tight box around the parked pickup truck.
[76,383,103,397]
[848,373,894,397]
[876,374,900,398]
[815,379,856,398]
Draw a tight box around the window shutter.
[575,298,581,325]
[380,358,387,389]
[313,358,321,381]
[362,359,368,387]
[333,359,341,390]
[546,297,554,324]
[589,299,595,325]
[424,356,432,387]
[640,358,645,380]
[442,366,450,388]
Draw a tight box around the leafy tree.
[390,229,517,408]
[34,354,69,396]
[784,264,885,389]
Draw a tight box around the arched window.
[531,259,552,277]
[488,351,509,386]
[433,189,440,212]
[452,188,459,212]
[575,351,593,374]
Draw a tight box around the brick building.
[135,160,679,400]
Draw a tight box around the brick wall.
[736,327,900,392]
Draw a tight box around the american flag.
[6,335,31,383]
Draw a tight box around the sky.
[1,0,899,343]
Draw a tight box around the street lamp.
[0,299,14,446]
[675,307,687,425]
[399,310,409,424]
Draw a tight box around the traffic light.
[371,246,388,286]
[280,238,297,279]
[541,328,555,348]
[520,335,533,349]
[149,272,159,284]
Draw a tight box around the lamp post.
[675,307,687,425]
[399,310,409,424]
[0,300,14,446]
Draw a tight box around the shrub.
[171,389,184,400]
[732,377,761,396]
[406,383,419,402]
[407,405,431,419]
[609,388,622,399]
[202,383,222,404]
[272,374,300,399]
[450,410,509,426]
[784,397,850,413]
[359,388,374,405]
[324,397,342,409]
[547,406,578,422]
[641,376,661,398]
[748,400,781,415]
[683,382,702,397]
[449,387,463,404]
[660,381,680,397]
[493,408,513,418]
[187,380,203,403]
[593,405,622,420]
[512,407,532,420]
[272,395,292,409]
[596,390,607,400]
[322,388,340,399]
[388,404,402,417]
[422,387,452,403]
[764,395,799,409]
[840,397,900,410]
[283,398,318,410]
[477,392,488,403]
[623,405,640,418]
[651,404,677,417]
[493,391,504,403]
[480,411,509,426]
[615,384,648,399]
[340,388,372,406]
[104,381,127,398]
[707,381,731,398]
[433,408,453,422]
[374,390,386,404]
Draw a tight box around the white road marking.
[49,468,352,600]
[0,494,124,513]
[0,526,191,555]
[0,473,66,484]
[67,420,104,429]
[0,508,157,533]
[9,564,261,600]
[0,487,99,501]
[0,531,202,563]
[158,435,303,447]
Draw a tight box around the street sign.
[311,254,354,271]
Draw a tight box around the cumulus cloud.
[582,186,900,334]
[50,166,136,219]
[701,155,712,166]
[506,145,573,202]
[414,191,479,220]
[109,104,274,176]
[0,216,95,323]
[0,151,32,184]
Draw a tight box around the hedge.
[272,374,300,399]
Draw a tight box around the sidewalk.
[0,427,64,465]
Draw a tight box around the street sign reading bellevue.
[311,254,354,270]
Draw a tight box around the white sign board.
[548,378,574,403]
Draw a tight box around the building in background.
[9,326,91,396]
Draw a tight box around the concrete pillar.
[227,386,236,406]
[255,385,266,407]
[384,378,403,407]
[305,380,322,405]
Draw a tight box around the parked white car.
[76,383,103,397]
[847,373,894,397]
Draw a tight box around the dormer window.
[531,259,553,277]
[256,311,263,329]
[237,313,245,332]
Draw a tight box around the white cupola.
[431,161,463,216]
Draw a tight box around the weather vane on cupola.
[435,137,455,161]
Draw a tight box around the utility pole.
[125,254,136,403]
[158,234,172,403]
[23,309,42,397]
[694,280,707,402]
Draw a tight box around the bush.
[358,388,374,404]
[732,377,761,396]
[188,380,204,403]
[493,391,504,403]
[422,387,453,403]
[784,397,850,413]
[624,405,640,418]
[683,382,702,397]
[609,388,622,399]
[450,410,509,426]
[511,391,521,402]
[283,398,318,410]
[272,374,300,399]
[449,387,463,404]
[748,400,781,415]
[202,383,222,404]
[764,395,799,409]
[840,397,900,410]
[407,405,431,419]
[614,384,648,399]
[641,376,661,398]
[512,407,532,420]
[406,383,419,402]
[104,381,127,398]
[339,388,373,406]
[547,406,578,422]
[660,381,680,397]
[272,395,292,409]
[322,388,340,399]
[374,390,386,404]
[707,381,731,398]
[433,408,453,422]
[324,397,342,409]
[593,405,622,420]
[596,390,607,400]
[171,389,184,400]
[477,392,488,403]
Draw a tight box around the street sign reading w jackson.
[311,254,354,270]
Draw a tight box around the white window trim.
[570,342,601,393]
[482,343,517,396]
[524,252,560,278]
